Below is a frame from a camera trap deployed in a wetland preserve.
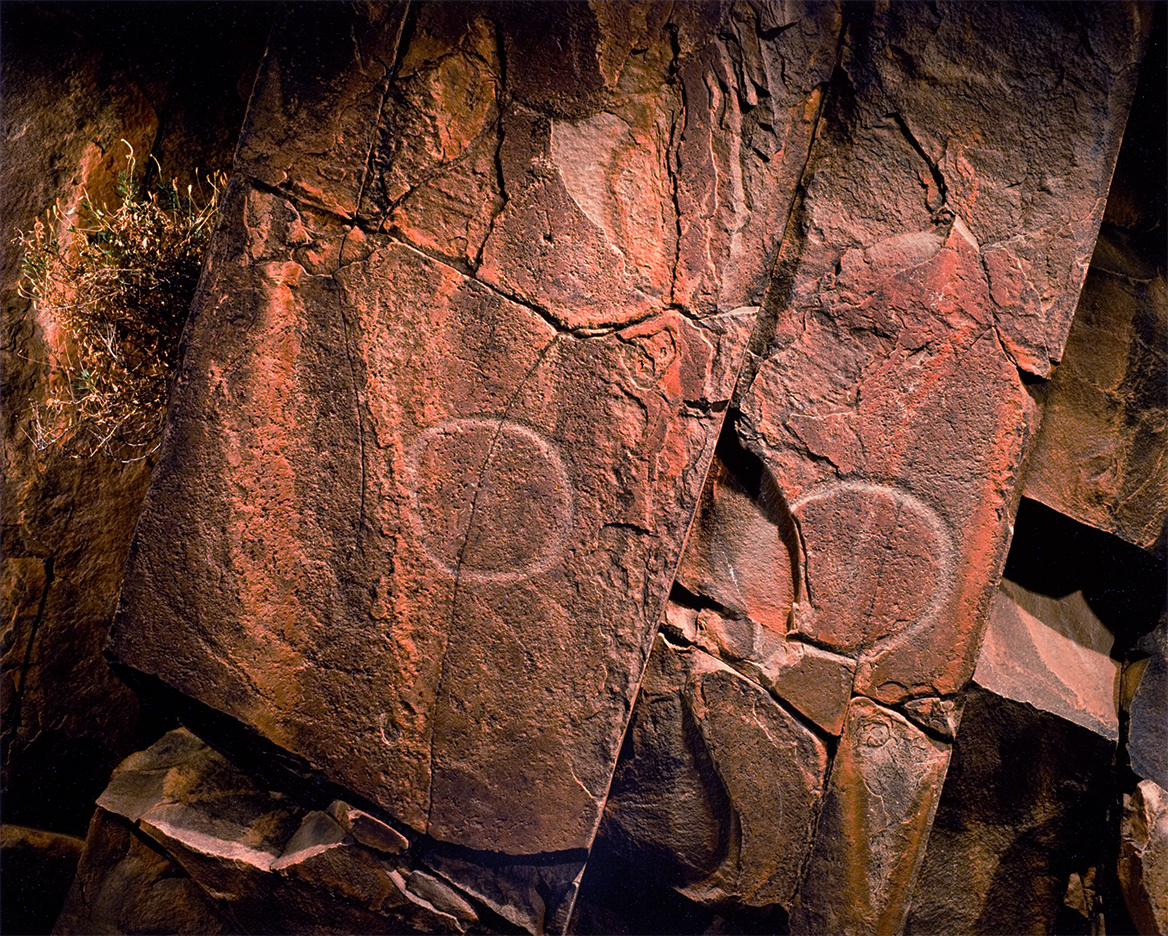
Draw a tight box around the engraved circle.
[789,481,954,653]
[407,418,573,583]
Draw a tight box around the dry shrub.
[16,147,222,461]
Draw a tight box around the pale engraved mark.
[789,481,955,650]
[406,417,574,584]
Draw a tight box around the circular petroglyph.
[790,481,953,654]
[407,418,573,583]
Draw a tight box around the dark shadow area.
[1004,498,1166,652]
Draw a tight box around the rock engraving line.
[406,417,575,584]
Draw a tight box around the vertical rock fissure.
[424,332,563,827]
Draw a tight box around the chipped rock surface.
[790,697,949,936]
[32,2,1161,935]
[733,0,1148,709]
[1119,779,1168,936]
[55,729,485,935]
[597,635,827,912]
[974,578,1121,740]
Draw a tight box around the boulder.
[1119,779,1168,935]
[905,687,1115,936]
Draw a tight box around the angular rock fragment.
[54,809,233,936]
[327,799,410,856]
[598,636,827,913]
[1119,779,1168,936]
[790,697,948,936]
[61,728,490,935]
[905,687,1115,936]
[662,599,854,736]
[974,578,1121,740]
[1023,231,1168,551]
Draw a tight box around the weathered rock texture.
[105,2,818,917]
[905,687,1116,936]
[1,0,274,835]
[18,1,1164,934]
[1119,779,1168,936]
[56,729,494,935]
[582,2,1152,933]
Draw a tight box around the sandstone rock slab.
[790,697,949,936]
[733,0,1149,710]
[110,0,770,865]
[974,578,1121,740]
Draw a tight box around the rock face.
[11,1,1164,935]
[975,579,1121,741]
[1119,779,1168,936]
[107,0,773,907]
[905,687,1116,936]
[55,729,490,935]
[1,0,274,837]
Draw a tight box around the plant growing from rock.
[15,147,222,461]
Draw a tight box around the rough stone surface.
[732,0,1148,710]
[790,697,949,936]
[1119,779,1168,936]
[596,635,827,912]
[106,1,816,865]
[327,799,410,855]
[1022,8,1167,552]
[58,728,494,935]
[905,686,1115,936]
[1,2,274,835]
[53,808,233,936]
[15,3,1162,935]
[1023,230,1168,551]
[0,824,85,936]
[974,578,1121,740]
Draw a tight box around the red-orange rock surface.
[109,2,763,870]
[23,2,1159,934]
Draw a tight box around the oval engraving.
[790,481,954,653]
[407,418,573,583]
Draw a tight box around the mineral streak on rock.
[108,0,772,871]
[790,697,949,936]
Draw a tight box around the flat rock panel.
[974,579,1121,740]
[733,0,1149,707]
[110,173,753,855]
[1023,230,1168,551]
[790,697,949,936]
